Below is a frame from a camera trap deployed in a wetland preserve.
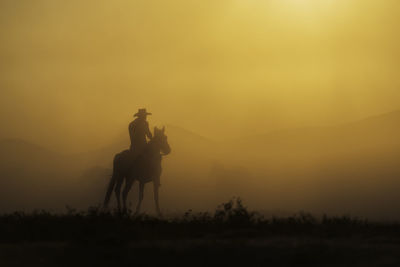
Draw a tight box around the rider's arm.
[145,122,153,139]
[128,122,135,139]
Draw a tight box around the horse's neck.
[143,140,160,157]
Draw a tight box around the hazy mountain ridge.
[235,109,400,153]
[0,138,61,159]
[3,109,397,164]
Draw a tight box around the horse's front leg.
[135,181,145,215]
[122,177,134,214]
[153,181,162,217]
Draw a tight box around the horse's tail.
[103,154,121,208]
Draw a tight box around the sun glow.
[272,0,336,10]
[270,0,339,14]
[234,0,342,28]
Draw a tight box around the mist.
[1,0,400,219]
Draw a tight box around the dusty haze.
[1,0,400,219]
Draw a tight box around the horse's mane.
[136,135,162,161]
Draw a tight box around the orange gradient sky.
[1,0,400,152]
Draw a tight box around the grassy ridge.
[1,198,399,242]
[1,199,400,266]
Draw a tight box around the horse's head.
[153,126,171,156]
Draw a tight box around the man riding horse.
[103,108,171,215]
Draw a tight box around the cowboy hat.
[134,108,152,117]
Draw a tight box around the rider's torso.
[129,118,149,150]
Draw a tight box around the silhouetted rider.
[129,108,153,156]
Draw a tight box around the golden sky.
[1,0,400,152]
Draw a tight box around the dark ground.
[1,199,400,266]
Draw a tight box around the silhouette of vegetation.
[1,199,400,266]
[0,198,398,242]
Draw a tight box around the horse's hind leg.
[103,173,118,208]
[122,178,134,213]
[135,182,145,215]
[114,177,124,213]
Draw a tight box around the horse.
[103,126,171,215]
